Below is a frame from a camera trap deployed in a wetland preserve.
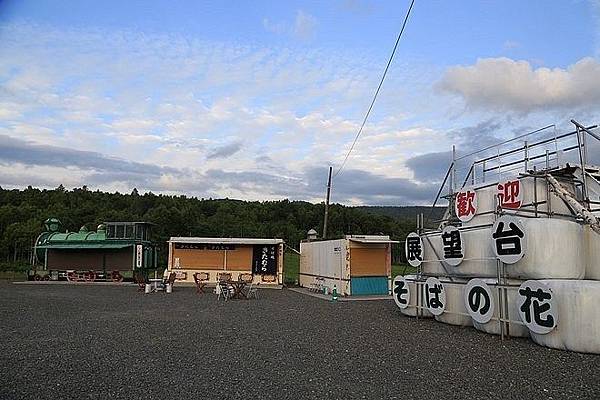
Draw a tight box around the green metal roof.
[36,243,132,250]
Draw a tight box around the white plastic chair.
[246,282,259,299]
[217,281,231,301]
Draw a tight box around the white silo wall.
[421,218,586,280]
[421,228,497,278]
[434,279,473,327]
[398,275,433,318]
[472,281,529,338]
[514,219,585,279]
[529,280,600,354]
[462,176,571,227]
[584,227,600,280]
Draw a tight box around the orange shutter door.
[350,247,387,277]
[172,249,225,269]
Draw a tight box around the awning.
[346,235,399,244]
[36,243,133,250]
[169,237,284,245]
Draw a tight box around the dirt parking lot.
[0,282,599,399]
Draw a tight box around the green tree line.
[0,185,435,269]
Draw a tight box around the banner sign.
[252,245,278,275]
[136,244,143,268]
[174,243,236,250]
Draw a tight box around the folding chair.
[246,282,259,299]
[134,273,147,292]
[165,272,176,292]
[193,272,210,294]
[217,280,232,301]
[217,272,232,282]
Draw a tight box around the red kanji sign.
[455,190,477,222]
[497,179,522,209]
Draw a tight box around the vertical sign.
[441,225,464,266]
[455,189,477,222]
[253,245,277,275]
[392,276,410,309]
[136,244,143,268]
[492,215,526,264]
[424,277,445,316]
[405,232,423,267]
[497,179,522,209]
[464,279,494,324]
[517,280,557,335]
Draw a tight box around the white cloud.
[262,10,317,41]
[438,57,600,113]
[263,18,286,35]
[0,21,444,204]
[593,0,600,57]
[502,40,520,50]
[292,10,317,41]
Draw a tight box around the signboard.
[424,277,445,316]
[174,243,236,250]
[252,245,277,275]
[492,215,526,264]
[392,276,410,309]
[405,232,423,267]
[464,279,494,324]
[517,280,557,335]
[497,179,522,209]
[136,244,143,268]
[441,225,464,266]
[455,189,477,222]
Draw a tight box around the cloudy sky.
[1,0,600,205]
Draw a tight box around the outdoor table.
[228,280,248,300]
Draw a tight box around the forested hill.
[0,186,427,267]
[358,206,446,223]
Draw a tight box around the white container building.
[300,235,398,296]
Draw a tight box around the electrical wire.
[333,0,416,178]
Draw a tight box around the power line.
[333,0,416,178]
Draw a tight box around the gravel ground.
[1,282,599,400]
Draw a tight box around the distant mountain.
[355,206,446,226]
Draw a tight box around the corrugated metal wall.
[299,239,350,295]
[350,277,389,295]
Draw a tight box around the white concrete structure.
[393,120,600,353]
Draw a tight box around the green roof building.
[33,218,157,281]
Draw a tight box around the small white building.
[299,235,397,296]
[168,237,284,285]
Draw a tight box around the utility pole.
[322,166,333,239]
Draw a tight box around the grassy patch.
[283,255,414,285]
[0,271,28,281]
[391,264,417,278]
[284,251,300,285]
